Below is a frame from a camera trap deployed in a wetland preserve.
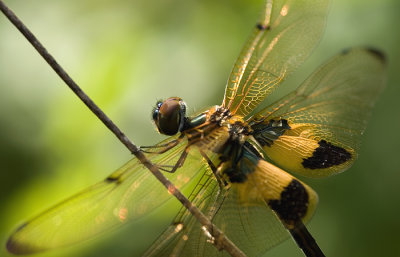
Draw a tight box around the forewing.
[222,0,328,117]
[7,136,208,254]
[251,48,386,177]
[143,157,319,257]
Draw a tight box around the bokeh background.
[0,0,399,256]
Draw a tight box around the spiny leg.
[201,185,231,250]
[199,150,227,189]
[140,134,184,154]
[157,145,190,173]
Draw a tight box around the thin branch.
[0,1,246,257]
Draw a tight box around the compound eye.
[152,101,162,121]
[152,97,186,136]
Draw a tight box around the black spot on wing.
[302,140,351,169]
[366,47,386,64]
[256,23,270,31]
[105,176,119,182]
[268,179,309,227]
[105,174,123,184]
[341,47,386,65]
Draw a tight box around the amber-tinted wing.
[250,48,386,177]
[6,136,209,254]
[143,157,318,257]
[222,0,328,117]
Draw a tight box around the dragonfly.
[6,0,386,256]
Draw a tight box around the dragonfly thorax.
[202,106,251,150]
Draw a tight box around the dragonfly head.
[152,97,187,135]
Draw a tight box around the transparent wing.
[143,174,290,257]
[222,0,328,117]
[250,48,386,177]
[143,157,318,257]
[142,166,225,257]
[7,135,209,254]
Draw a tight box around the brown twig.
[0,1,246,257]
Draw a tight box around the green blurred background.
[0,0,399,256]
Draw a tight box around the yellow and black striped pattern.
[234,159,318,229]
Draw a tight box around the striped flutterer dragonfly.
[6,0,385,256]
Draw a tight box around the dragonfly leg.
[199,150,228,189]
[157,145,190,173]
[140,134,184,154]
[201,186,231,250]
